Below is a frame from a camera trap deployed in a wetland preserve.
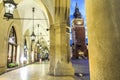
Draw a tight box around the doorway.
[7,26,17,68]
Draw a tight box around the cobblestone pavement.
[72,59,90,80]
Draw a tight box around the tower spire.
[73,2,82,18]
[75,2,78,9]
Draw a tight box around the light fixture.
[24,39,28,51]
[36,24,41,47]
[3,0,17,19]
[31,31,36,42]
[24,44,28,50]
[31,7,36,42]
[37,40,40,47]
[39,45,42,49]
[24,45,27,49]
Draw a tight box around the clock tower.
[72,2,86,59]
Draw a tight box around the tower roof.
[73,2,82,18]
[75,2,78,9]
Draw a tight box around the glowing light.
[31,52,34,62]
[20,56,27,64]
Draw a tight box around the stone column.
[16,43,21,65]
[86,0,120,80]
[49,24,56,75]
[27,37,32,64]
[54,24,74,76]
[17,41,24,66]
[52,0,74,76]
[66,27,71,63]
[28,40,33,63]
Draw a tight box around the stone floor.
[0,59,90,80]
[72,59,90,80]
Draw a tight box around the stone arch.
[41,0,54,25]
[23,29,32,63]
[7,22,17,42]
[6,20,22,65]
[7,26,18,65]
[41,1,55,74]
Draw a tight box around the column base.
[49,65,54,75]
[54,61,75,76]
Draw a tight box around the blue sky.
[70,0,85,18]
[70,0,87,44]
[70,0,86,27]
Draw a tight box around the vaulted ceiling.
[17,0,49,44]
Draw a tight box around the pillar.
[86,0,120,80]
[54,23,74,76]
[51,0,74,76]
[49,24,56,75]
[27,37,32,64]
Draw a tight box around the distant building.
[71,2,88,59]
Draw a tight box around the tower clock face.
[73,19,84,25]
[77,20,83,25]
[77,21,82,24]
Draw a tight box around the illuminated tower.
[72,2,86,59]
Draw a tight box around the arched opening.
[23,38,28,64]
[7,26,18,68]
[35,39,49,62]
[70,0,89,79]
